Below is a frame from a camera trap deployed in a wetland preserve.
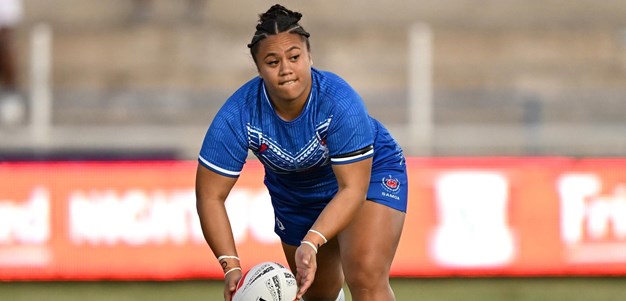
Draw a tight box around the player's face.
[255,32,312,118]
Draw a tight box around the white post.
[30,23,53,144]
[408,23,433,156]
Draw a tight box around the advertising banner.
[1,158,625,280]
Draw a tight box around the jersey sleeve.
[323,75,374,165]
[198,100,249,177]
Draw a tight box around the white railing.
[29,23,53,145]
[1,22,625,159]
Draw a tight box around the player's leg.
[338,200,405,301]
[282,238,344,301]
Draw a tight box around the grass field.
[2,277,626,301]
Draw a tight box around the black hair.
[247,4,311,61]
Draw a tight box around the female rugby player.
[196,4,407,301]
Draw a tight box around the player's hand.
[295,242,317,300]
[223,268,242,301]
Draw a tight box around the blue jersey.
[199,68,405,227]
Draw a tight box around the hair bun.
[248,4,310,49]
[262,4,302,22]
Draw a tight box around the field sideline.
[2,277,626,301]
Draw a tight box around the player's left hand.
[294,243,317,299]
[223,268,242,301]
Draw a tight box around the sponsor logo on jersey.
[276,217,285,231]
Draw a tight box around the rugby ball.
[232,261,297,301]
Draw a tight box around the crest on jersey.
[381,175,401,193]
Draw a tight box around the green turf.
[392,277,626,301]
[1,277,626,301]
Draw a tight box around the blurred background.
[1,0,624,159]
[1,1,626,300]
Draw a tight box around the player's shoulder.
[312,68,362,105]
[313,68,352,90]
[217,76,262,118]
[227,76,262,106]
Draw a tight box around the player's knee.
[343,254,390,290]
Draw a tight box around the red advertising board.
[1,158,625,280]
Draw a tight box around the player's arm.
[294,155,372,299]
[307,155,372,246]
[195,164,241,299]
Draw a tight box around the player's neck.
[272,100,305,121]
[269,93,309,121]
